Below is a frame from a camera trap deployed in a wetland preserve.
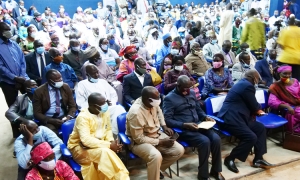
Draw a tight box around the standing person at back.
[276,15,300,81]
[241,8,265,58]
[0,22,29,107]
[218,3,234,46]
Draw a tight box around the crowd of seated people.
[0,0,299,179]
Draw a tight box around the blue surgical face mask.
[33,129,42,140]
[211,39,217,44]
[88,74,99,83]
[242,60,250,68]
[36,47,45,54]
[168,41,172,47]
[96,103,109,114]
[179,32,185,38]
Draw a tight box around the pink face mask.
[212,61,223,69]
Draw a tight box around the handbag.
[149,68,162,86]
[283,114,300,152]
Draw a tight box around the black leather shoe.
[160,172,164,179]
[224,157,239,173]
[210,172,225,180]
[253,159,274,169]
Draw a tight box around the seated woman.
[19,26,36,55]
[164,55,196,94]
[158,41,184,79]
[202,53,234,97]
[269,65,300,133]
[26,142,79,180]
[117,45,151,82]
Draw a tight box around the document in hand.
[198,121,216,129]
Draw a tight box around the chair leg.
[169,167,172,178]
[177,160,179,176]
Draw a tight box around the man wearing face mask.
[34,69,77,133]
[155,33,172,66]
[236,42,257,66]
[145,28,163,55]
[76,64,126,135]
[14,120,63,180]
[126,86,184,180]
[107,34,121,54]
[0,22,30,107]
[195,27,211,48]
[25,40,52,86]
[63,39,87,81]
[255,50,277,87]
[131,37,154,65]
[185,42,211,77]
[3,16,18,41]
[219,40,236,68]
[5,0,18,12]
[218,70,274,173]
[164,75,224,180]
[30,12,44,31]
[203,33,222,62]
[42,48,78,90]
[123,58,154,105]
[6,80,37,138]
[232,52,255,83]
[268,10,279,30]
[45,33,67,54]
[12,0,24,21]
[68,92,129,180]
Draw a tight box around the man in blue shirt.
[0,22,29,107]
[14,120,63,179]
[42,47,78,90]
[155,32,172,66]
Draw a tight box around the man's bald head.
[48,47,60,58]
[88,92,105,106]
[177,75,190,87]
[86,64,98,74]
[69,39,80,47]
[244,70,260,84]
[141,86,160,108]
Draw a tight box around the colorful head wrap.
[277,65,292,73]
[162,33,171,40]
[119,45,136,56]
[30,142,54,165]
[171,41,181,48]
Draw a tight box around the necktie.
[54,89,60,117]
[40,54,45,77]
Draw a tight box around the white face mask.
[134,43,140,48]
[174,65,183,71]
[189,39,195,45]
[51,80,63,88]
[170,49,179,55]
[149,98,161,107]
[71,46,80,52]
[101,45,108,50]
[30,32,36,38]
[246,48,251,53]
[38,159,56,171]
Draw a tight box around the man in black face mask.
[220,40,236,69]
[123,58,154,105]
[164,75,224,180]
[195,27,210,48]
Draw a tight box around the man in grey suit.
[5,80,38,138]
[219,40,236,69]
[63,39,87,81]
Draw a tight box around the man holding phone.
[126,86,184,180]
[163,75,224,180]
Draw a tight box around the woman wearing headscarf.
[269,65,300,133]
[182,34,195,58]
[26,142,79,180]
[116,45,151,82]
[202,53,234,98]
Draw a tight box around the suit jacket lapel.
[133,73,142,87]
[44,83,50,108]
[32,53,40,76]
[144,74,151,86]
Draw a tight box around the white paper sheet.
[211,95,226,113]
[255,90,265,104]
[198,121,216,129]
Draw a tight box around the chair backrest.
[257,89,268,109]
[61,119,76,145]
[198,76,205,93]
[205,95,227,116]
[117,112,128,134]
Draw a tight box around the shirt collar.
[0,38,12,44]
[134,71,144,77]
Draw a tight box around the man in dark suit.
[123,58,154,104]
[30,12,43,31]
[33,69,77,133]
[163,75,224,180]
[218,70,273,173]
[63,39,87,81]
[255,49,277,87]
[25,40,52,85]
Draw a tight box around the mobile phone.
[170,132,179,140]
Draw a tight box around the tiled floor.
[0,89,300,180]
